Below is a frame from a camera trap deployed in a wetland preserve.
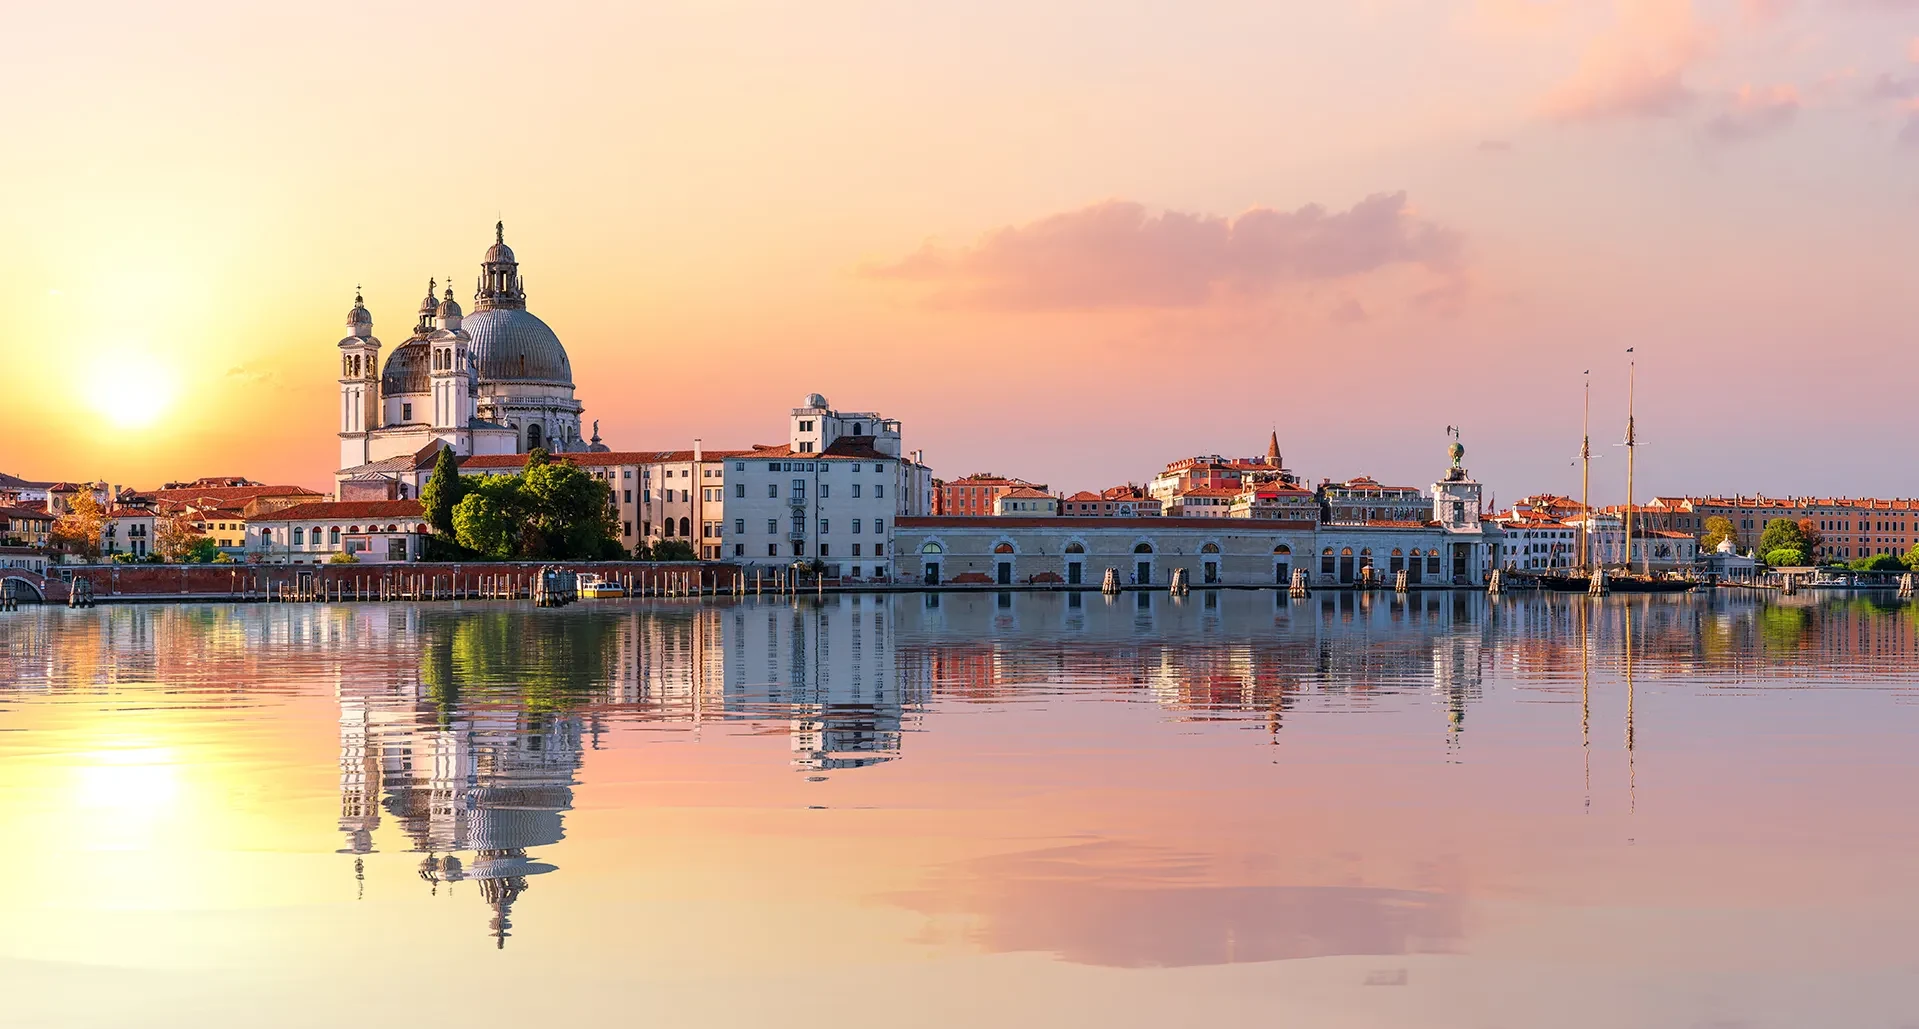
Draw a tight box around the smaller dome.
[436,288,462,321]
[485,220,516,264]
[803,392,829,409]
[346,291,372,334]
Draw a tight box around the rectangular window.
[874,519,884,534]
[819,543,830,556]
[734,483,745,498]
[767,519,778,534]
[735,543,744,556]
[402,402,412,421]
[820,519,830,534]
[850,464,861,473]
[623,469,631,479]
[768,483,778,498]
[821,483,830,499]
[735,518,745,534]
[643,489,651,503]
[623,490,632,503]
[875,484,885,499]
[623,521,632,537]
[852,484,862,498]
[643,520,651,536]
[767,543,779,557]
[874,542,883,555]
[852,543,862,557]
[852,519,861,533]
[735,462,744,471]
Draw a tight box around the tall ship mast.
[1580,373,1591,571]
[1623,353,1639,575]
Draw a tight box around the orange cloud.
[866,193,1462,311]
[1703,83,1801,141]
[1542,0,1711,121]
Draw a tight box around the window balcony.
[788,526,807,540]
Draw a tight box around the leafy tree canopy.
[1758,518,1809,558]
[1698,515,1737,552]
[1764,547,1807,567]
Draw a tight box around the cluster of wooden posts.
[66,579,96,608]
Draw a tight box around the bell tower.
[338,289,383,470]
[430,286,474,450]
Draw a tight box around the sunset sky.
[5,0,1916,501]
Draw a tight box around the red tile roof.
[898,516,1318,531]
[139,484,322,505]
[255,500,426,523]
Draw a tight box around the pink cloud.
[1703,83,1802,141]
[866,193,1463,311]
[1542,0,1711,121]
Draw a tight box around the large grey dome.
[465,307,573,385]
[380,339,431,396]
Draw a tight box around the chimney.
[693,438,703,463]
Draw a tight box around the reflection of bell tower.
[337,692,381,854]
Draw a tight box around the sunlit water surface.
[3,590,1918,1028]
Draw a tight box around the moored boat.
[577,573,628,599]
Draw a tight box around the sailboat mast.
[1580,376,1591,571]
[1625,358,1637,575]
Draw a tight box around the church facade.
[335,223,596,498]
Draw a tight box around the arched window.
[1064,542,1085,554]
[663,519,675,537]
[679,516,691,537]
[1201,542,1220,553]
[921,542,943,554]
[1134,543,1153,554]
[527,424,543,449]
[1392,548,1403,557]
[993,542,1015,554]
[1341,547,1353,556]
[386,524,398,532]
[349,525,361,533]
[1322,547,1334,556]
[312,526,322,542]
[292,528,304,545]
[1273,544,1291,555]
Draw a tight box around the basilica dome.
[380,340,431,395]
[464,307,573,385]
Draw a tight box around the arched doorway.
[1339,547,1355,584]
[1133,542,1153,585]
[1064,541,1086,586]
[1273,544,1292,584]
[993,541,1015,585]
[1200,542,1221,584]
[920,541,943,585]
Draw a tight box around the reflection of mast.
[1624,598,1636,815]
[1580,599,1590,814]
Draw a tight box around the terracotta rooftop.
[256,500,427,523]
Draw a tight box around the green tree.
[1698,515,1738,552]
[453,493,513,558]
[1758,517,1808,558]
[420,447,467,536]
[522,459,618,558]
[178,537,222,564]
[1905,545,1919,570]
[648,539,695,561]
[1764,547,1806,567]
[1849,553,1905,572]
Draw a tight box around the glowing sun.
[88,352,179,428]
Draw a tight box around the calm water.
[3,590,1918,1028]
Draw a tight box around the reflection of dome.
[804,392,829,408]
[465,308,572,385]
[380,340,430,395]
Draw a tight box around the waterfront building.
[1321,476,1429,524]
[1632,495,1917,561]
[1568,512,1699,571]
[101,502,156,560]
[1058,488,1159,517]
[1489,513,1578,571]
[335,223,593,498]
[1228,481,1319,521]
[993,487,1058,516]
[898,445,1496,587]
[936,474,1048,517]
[249,500,428,564]
[0,504,54,550]
[723,394,934,579]
[1146,434,1297,509]
[460,445,749,558]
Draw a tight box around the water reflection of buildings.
[337,614,583,948]
[606,596,919,770]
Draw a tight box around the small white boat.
[577,573,628,599]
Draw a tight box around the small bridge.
[1,571,68,605]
